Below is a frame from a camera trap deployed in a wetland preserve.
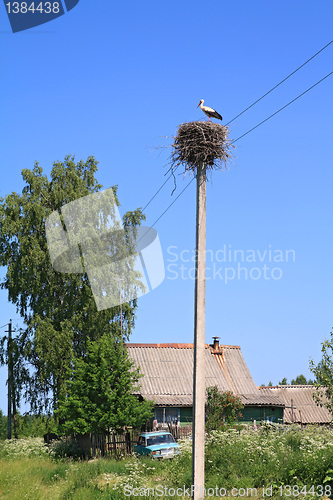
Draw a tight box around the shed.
[259,385,332,424]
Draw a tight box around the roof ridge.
[260,385,316,389]
[126,343,240,349]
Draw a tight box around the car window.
[146,434,175,446]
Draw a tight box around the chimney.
[212,336,220,350]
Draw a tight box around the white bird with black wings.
[197,99,222,122]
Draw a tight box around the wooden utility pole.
[171,119,232,499]
[192,162,207,500]
[117,278,124,337]
[7,319,12,440]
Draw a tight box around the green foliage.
[291,374,313,385]
[16,414,58,438]
[310,330,333,415]
[205,386,244,432]
[0,410,7,440]
[50,438,85,460]
[0,156,145,414]
[0,413,59,440]
[278,375,314,385]
[56,333,153,435]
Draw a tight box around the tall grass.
[1,426,333,499]
[0,437,169,499]
[168,424,333,496]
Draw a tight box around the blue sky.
[0,1,333,413]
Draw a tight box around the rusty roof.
[126,343,284,407]
[259,385,332,424]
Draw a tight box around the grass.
[1,425,333,499]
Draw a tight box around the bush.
[206,386,244,432]
[0,437,50,458]
[50,437,85,460]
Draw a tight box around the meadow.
[0,425,333,499]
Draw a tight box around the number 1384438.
[5,2,60,14]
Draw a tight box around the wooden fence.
[75,424,193,458]
[75,429,141,458]
[166,422,193,440]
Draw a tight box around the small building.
[259,385,332,425]
[127,338,285,425]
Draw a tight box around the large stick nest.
[170,121,234,175]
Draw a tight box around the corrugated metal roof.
[127,343,284,407]
[143,395,193,406]
[241,393,285,406]
[259,386,331,424]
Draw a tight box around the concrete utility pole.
[7,319,12,440]
[192,162,207,500]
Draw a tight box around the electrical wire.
[137,177,195,244]
[231,71,333,144]
[225,40,333,126]
[148,176,195,229]
[142,171,176,211]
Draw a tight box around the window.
[155,407,179,424]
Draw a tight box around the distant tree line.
[0,409,58,440]
[261,374,314,387]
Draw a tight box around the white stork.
[197,99,222,122]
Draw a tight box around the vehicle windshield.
[146,434,175,446]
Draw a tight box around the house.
[127,338,285,424]
[259,385,332,424]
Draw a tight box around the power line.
[231,71,333,144]
[143,70,332,231]
[142,170,175,211]
[137,177,195,244]
[0,318,23,330]
[148,176,195,229]
[225,40,333,126]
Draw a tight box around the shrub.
[50,438,85,460]
[206,386,244,431]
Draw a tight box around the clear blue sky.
[1,1,333,413]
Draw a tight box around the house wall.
[154,405,284,425]
[155,405,283,425]
[180,407,193,424]
[239,406,284,423]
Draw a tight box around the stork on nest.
[170,121,234,177]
